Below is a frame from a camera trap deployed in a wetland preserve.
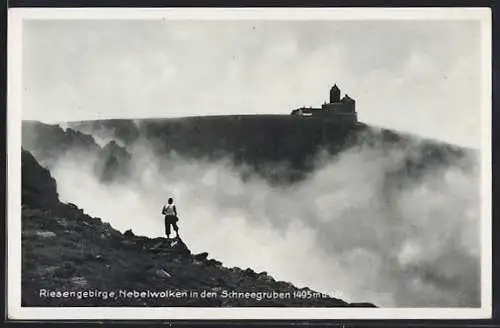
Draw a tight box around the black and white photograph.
[7,8,492,320]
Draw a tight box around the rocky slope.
[21,149,375,307]
[22,121,132,184]
[22,120,100,167]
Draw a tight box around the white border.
[7,7,492,320]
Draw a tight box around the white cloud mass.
[46,137,480,307]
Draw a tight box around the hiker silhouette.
[162,197,179,239]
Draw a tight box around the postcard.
[7,7,492,320]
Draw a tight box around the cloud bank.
[47,136,480,307]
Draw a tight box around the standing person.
[162,197,179,239]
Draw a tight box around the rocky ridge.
[22,121,132,184]
[24,119,476,188]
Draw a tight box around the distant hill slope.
[68,115,473,165]
[21,148,376,307]
[23,115,475,185]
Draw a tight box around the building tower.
[341,94,355,112]
[330,84,341,103]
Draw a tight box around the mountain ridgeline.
[23,115,475,186]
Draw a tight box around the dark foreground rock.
[21,148,376,307]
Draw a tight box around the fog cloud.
[48,136,480,307]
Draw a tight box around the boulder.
[36,231,56,238]
[124,229,135,237]
[193,252,209,261]
[206,259,222,267]
[155,269,172,279]
[70,276,88,287]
